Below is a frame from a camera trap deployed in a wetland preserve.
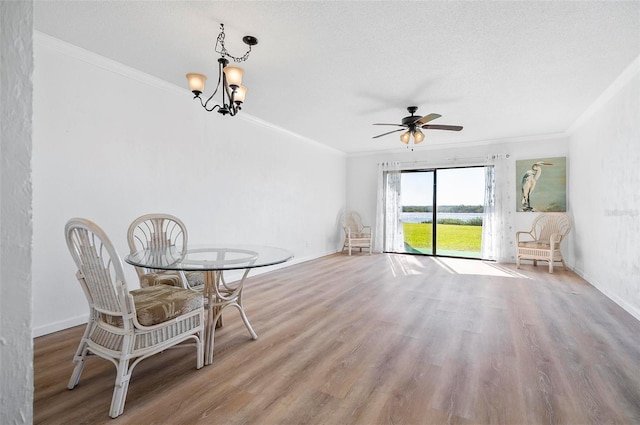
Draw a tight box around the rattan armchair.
[65,218,204,418]
[342,211,373,255]
[516,212,571,273]
[127,213,204,289]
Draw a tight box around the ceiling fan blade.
[421,124,463,131]
[372,123,405,127]
[372,128,405,139]
[416,113,442,125]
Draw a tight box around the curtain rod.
[393,153,509,166]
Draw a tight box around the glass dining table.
[125,245,293,365]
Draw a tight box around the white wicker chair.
[342,211,373,255]
[127,213,204,290]
[516,213,571,273]
[65,218,204,418]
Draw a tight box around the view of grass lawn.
[403,222,482,252]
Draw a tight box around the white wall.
[568,57,640,320]
[32,34,346,336]
[346,137,570,263]
[0,1,34,423]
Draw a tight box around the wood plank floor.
[34,253,640,424]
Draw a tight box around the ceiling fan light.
[413,129,425,144]
[223,66,244,88]
[400,131,411,144]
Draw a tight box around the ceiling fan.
[372,106,463,145]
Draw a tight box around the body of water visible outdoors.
[401,212,483,223]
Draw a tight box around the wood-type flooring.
[34,253,640,424]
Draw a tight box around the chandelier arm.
[197,91,221,113]
[221,71,241,115]
[203,103,222,113]
[224,82,236,106]
[201,89,221,111]
[201,59,225,111]
[217,73,231,115]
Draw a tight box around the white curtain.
[374,161,404,253]
[481,154,515,262]
[481,166,497,260]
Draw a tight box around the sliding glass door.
[389,166,485,259]
[400,171,434,254]
[434,167,485,258]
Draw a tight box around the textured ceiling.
[34,1,640,154]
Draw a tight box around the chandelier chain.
[215,24,252,63]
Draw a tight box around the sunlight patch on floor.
[433,257,529,278]
[387,254,432,277]
[387,254,531,279]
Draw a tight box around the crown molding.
[567,54,640,135]
[237,113,346,156]
[34,31,344,155]
[35,31,183,95]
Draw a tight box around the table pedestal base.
[203,269,257,365]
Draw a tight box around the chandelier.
[186,24,258,116]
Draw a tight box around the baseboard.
[229,250,340,280]
[33,314,89,338]
[572,266,640,322]
[33,250,340,337]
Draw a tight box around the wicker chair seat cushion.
[185,271,205,287]
[102,285,204,327]
[140,271,182,287]
[140,270,205,288]
[518,240,552,249]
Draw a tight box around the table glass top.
[125,245,294,271]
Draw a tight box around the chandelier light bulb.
[400,131,411,144]
[234,85,247,104]
[223,66,244,88]
[186,73,207,95]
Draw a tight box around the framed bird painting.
[516,156,566,212]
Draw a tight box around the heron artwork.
[521,161,553,211]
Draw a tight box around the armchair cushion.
[139,270,205,289]
[518,241,551,249]
[140,271,183,288]
[102,285,204,327]
[185,271,205,287]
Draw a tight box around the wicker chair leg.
[67,321,93,389]
[110,360,132,418]
[196,336,204,370]
[67,352,86,389]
